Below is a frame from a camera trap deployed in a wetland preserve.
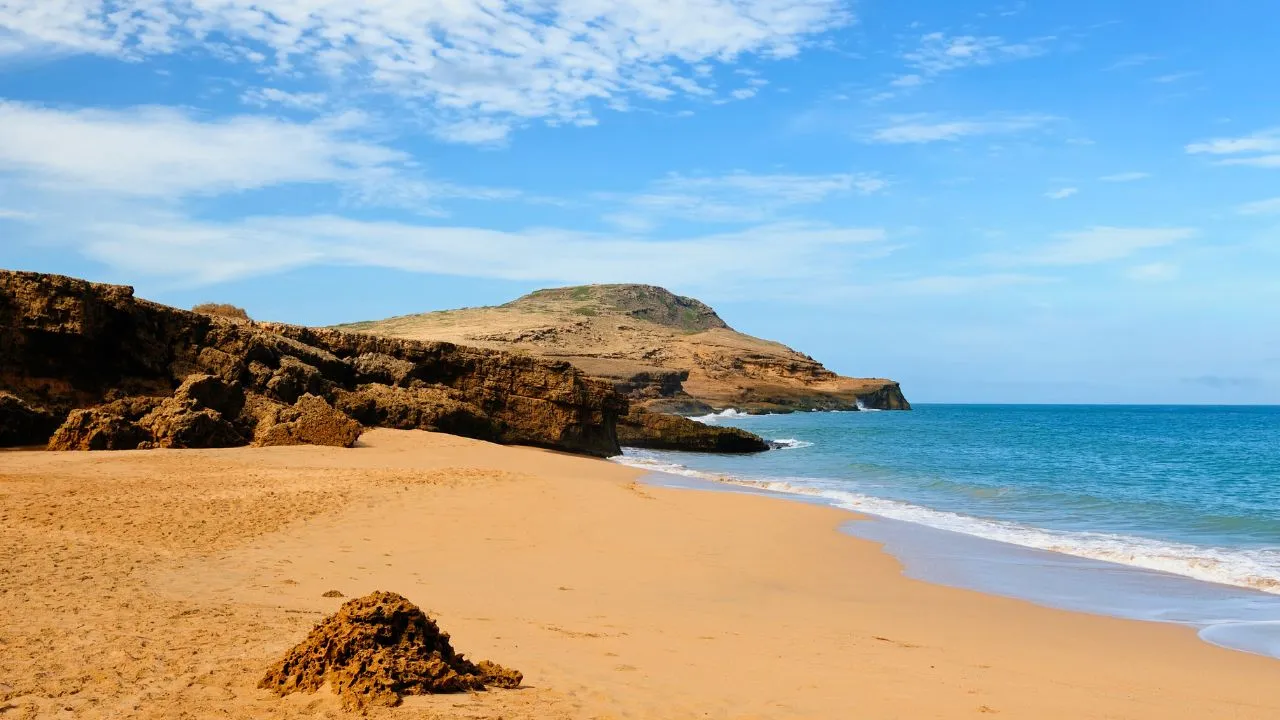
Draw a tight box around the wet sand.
[3,428,1279,719]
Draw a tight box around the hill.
[335,284,909,414]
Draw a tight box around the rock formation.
[0,270,625,456]
[335,283,910,414]
[616,408,770,453]
[259,591,521,710]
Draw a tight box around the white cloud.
[0,101,511,209]
[1045,187,1078,200]
[1106,53,1161,70]
[1237,197,1280,215]
[903,32,1050,75]
[1186,129,1280,157]
[0,0,851,141]
[730,88,759,100]
[1217,155,1280,168]
[65,214,888,288]
[1099,172,1150,182]
[890,74,924,88]
[0,101,399,198]
[0,207,35,221]
[867,114,1052,144]
[1127,262,1180,282]
[241,88,329,111]
[1153,71,1197,84]
[606,171,888,225]
[992,227,1197,267]
[1186,129,1280,168]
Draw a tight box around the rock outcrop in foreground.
[336,283,910,415]
[260,591,521,710]
[617,408,770,453]
[0,271,625,456]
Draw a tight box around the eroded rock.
[248,394,362,448]
[333,384,494,439]
[616,407,769,453]
[0,270,625,455]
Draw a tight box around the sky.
[1,1,1278,404]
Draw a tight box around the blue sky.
[1,1,1277,404]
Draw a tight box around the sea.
[614,404,1280,659]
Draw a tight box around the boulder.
[139,402,243,449]
[47,407,151,451]
[248,394,362,448]
[616,407,769,453]
[333,384,495,439]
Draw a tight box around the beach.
[3,429,1279,719]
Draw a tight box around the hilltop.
[336,284,909,414]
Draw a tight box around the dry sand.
[2,428,1279,719]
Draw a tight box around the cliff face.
[0,271,625,456]
[336,284,910,414]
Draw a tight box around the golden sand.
[2,429,1278,718]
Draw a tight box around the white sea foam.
[770,438,815,450]
[687,408,748,424]
[611,452,1280,595]
[854,400,883,412]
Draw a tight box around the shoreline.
[4,429,1280,718]
[639,465,1280,660]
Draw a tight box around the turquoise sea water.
[616,405,1280,656]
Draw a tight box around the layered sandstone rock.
[336,283,911,414]
[616,407,770,453]
[1,270,625,456]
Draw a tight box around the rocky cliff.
[616,408,770,453]
[336,284,910,414]
[0,271,625,456]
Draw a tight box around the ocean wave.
[854,400,883,412]
[687,408,749,425]
[611,453,1280,595]
[770,438,815,450]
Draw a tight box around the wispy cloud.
[1127,262,1180,282]
[0,208,35,221]
[601,171,888,226]
[903,32,1051,75]
[1186,128,1280,167]
[1045,187,1078,200]
[0,101,514,211]
[1237,197,1280,215]
[1106,53,1161,71]
[1153,71,1198,84]
[1099,172,1150,182]
[0,0,852,142]
[64,215,890,290]
[989,227,1197,267]
[866,114,1053,144]
[241,88,329,111]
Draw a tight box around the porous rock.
[248,394,362,448]
[333,384,495,439]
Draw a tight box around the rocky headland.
[335,284,910,416]
[0,271,625,456]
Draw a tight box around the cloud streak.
[989,227,1197,267]
[867,114,1053,144]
